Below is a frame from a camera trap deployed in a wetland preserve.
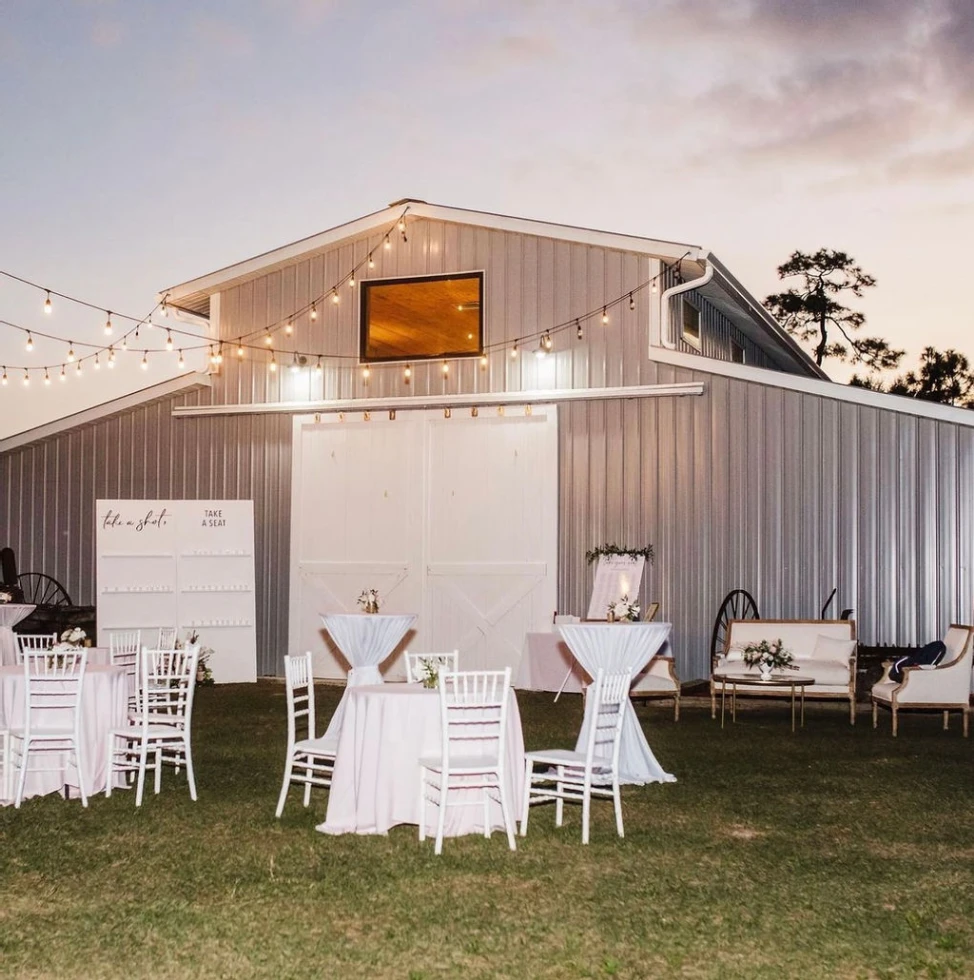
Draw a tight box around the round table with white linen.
[557,622,676,785]
[319,613,417,740]
[0,605,36,666]
[0,664,129,803]
[318,683,525,838]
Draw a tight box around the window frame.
[681,299,702,350]
[359,270,485,364]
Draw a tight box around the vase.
[607,610,617,622]
[759,662,774,681]
[365,601,379,614]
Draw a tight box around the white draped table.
[0,605,36,666]
[0,664,128,803]
[318,683,524,838]
[319,613,417,740]
[557,623,676,786]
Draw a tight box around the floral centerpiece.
[418,657,442,689]
[741,638,795,680]
[184,630,214,685]
[358,588,380,614]
[0,589,12,603]
[607,595,640,622]
[54,627,86,650]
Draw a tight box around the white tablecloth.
[318,683,524,838]
[515,632,675,694]
[0,664,128,803]
[557,623,676,786]
[319,613,417,740]
[0,605,36,666]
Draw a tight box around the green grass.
[2,684,974,979]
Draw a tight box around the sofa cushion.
[810,634,857,664]
[799,659,853,686]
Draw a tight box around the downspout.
[659,257,714,350]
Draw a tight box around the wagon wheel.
[710,589,759,667]
[17,572,72,607]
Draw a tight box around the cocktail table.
[713,672,815,733]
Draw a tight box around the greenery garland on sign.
[585,543,655,565]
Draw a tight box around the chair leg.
[275,752,295,818]
[943,710,949,731]
[14,735,30,809]
[964,709,969,738]
[498,775,516,852]
[710,686,716,720]
[482,782,490,839]
[581,773,592,846]
[434,771,448,856]
[612,777,624,839]
[674,693,680,722]
[519,760,532,836]
[872,701,878,729]
[105,733,115,798]
[555,767,565,828]
[303,759,313,807]
[850,696,856,725]
[892,705,898,737]
[418,769,427,842]
[135,741,149,807]
[154,748,162,795]
[183,738,197,802]
[74,736,88,808]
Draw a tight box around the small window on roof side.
[731,340,745,363]
[681,300,701,349]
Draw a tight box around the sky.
[1,0,972,437]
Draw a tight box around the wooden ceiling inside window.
[362,274,482,360]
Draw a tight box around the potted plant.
[357,589,380,614]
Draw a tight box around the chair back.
[583,669,631,775]
[941,625,974,668]
[283,651,316,743]
[22,648,88,738]
[405,650,459,684]
[437,668,511,771]
[156,627,178,649]
[15,633,58,663]
[109,630,142,710]
[139,645,199,731]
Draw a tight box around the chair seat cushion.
[871,679,897,703]
[295,736,338,757]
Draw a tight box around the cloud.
[192,17,254,58]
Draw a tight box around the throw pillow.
[810,634,857,663]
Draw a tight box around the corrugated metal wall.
[0,389,292,676]
[208,218,661,405]
[559,361,974,680]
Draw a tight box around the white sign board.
[586,555,645,620]
[96,500,257,683]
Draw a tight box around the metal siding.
[0,396,291,677]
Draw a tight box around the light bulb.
[105,312,113,335]
[284,319,293,335]
[442,360,449,375]
[511,341,519,359]
[22,370,29,386]
[1,367,8,386]
[629,292,635,311]
[651,281,658,294]
[264,330,273,346]
[107,347,115,368]
[315,356,322,373]
[404,364,411,383]
[25,332,33,351]
[384,234,391,250]
[94,355,101,370]
[44,291,52,315]
[543,331,552,350]
[398,217,405,232]
[269,354,277,372]
[480,354,488,369]
[368,253,375,269]
[348,272,355,287]
[209,346,217,365]
[215,345,223,365]
[178,350,185,369]
[43,370,51,386]
[332,289,339,305]
[237,344,245,358]
[141,352,149,370]
[121,335,128,351]
[160,297,168,317]
[76,361,82,376]
[536,339,548,358]
[60,366,67,382]
[67,345,75,362]
[601,307,608,325]
[166,331,173,351]
[576,319,583,340]
[362,365,370,381]
[310,302,318,321]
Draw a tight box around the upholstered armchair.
[871,625,974,736]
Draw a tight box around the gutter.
[660,261,715,349]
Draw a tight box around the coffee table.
[713,672,815,733]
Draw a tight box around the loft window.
[681,300,701,349]
[731,340,745,363]
[360,272,484,362]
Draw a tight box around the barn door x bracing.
[289,406,558,678]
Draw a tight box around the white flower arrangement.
[418,657,441,689]
[607,595,640,622]
[60,627,87,647]
[357,589,380,613]
[0,590,12,603]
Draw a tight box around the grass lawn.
[2,682,973,979]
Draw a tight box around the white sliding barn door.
[289,406,557,678]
